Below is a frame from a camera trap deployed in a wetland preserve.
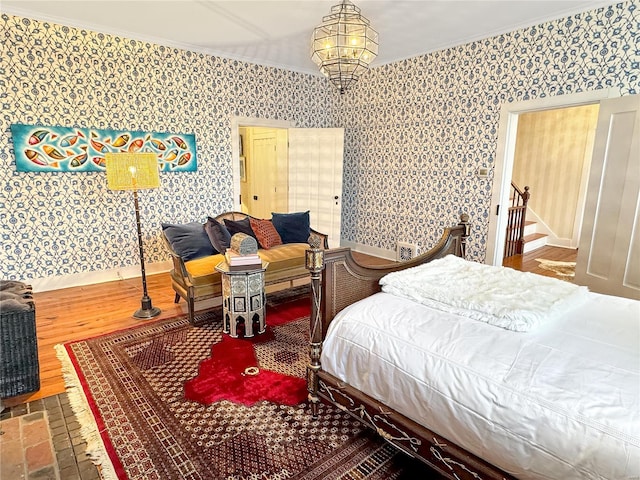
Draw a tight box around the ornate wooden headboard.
[308,214,469,335]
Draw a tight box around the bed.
[304,215,640,480]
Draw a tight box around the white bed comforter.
[321,290,640,479]
[380,255,589,332]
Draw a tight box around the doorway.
[230,117,295,214]
[486,88,620,267]
[488,90,640,299]
[239,126,288,218]
[230,117,345,248]
[505,103,600,260]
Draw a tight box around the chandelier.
[311,0,378,94]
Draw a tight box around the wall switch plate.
[478,167,489,178]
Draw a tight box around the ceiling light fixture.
[311,0,378,94]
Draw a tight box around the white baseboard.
[545,241,578,250]
[27,260,173,293]
[340,240,396,261]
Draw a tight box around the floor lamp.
[105,152,161,319]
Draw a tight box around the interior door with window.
[287,128,344,248]
[575,94,640,299]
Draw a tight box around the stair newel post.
[517,186,530,254]
[458,213,470,259]
[305,236,325,419]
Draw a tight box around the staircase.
[504,183,548,258]
[522,220,548,253]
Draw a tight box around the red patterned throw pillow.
[249,218,282,249]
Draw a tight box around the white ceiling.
[3,0,616,75]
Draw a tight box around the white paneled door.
[575,94,640,299]
[288,128,344,248]
[250,132,278,219]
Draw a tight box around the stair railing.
[504,183,530,258]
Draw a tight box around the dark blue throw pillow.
[223,217,261,247]
[204,217,232,253]
[271,211,311,244]
[162,222,216,261]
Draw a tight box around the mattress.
[321,291,640,479]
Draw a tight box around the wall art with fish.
[10,124,197,173]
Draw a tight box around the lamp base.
[133,306,161,319]
[133,295,161,319]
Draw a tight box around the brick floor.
[0,394,101,480]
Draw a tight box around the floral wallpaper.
[0,14,333,282]
[1,1,638,285]
[336,0,638,260]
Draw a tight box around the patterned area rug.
[56,287,436,480]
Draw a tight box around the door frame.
[230,116,295,211]
[485,88,621,266]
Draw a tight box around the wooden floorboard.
[3,247,573,408]
[3,272,188,407]
[502,245,578,280]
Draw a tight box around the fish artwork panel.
[59,131,84,147]
[11,124,197,172]
[28,130,49,145]
[70,149,88,168]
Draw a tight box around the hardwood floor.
[502,245,578,280]
[3,247,573,408]
[3,273,188,408]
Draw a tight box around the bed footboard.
[316,370,514,480]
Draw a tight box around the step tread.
[524,232,548,242]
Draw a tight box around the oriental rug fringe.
[56,287,435,480]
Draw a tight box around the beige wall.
[512,104,599,241]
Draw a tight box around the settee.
[162,211,328,323]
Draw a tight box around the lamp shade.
[105,153,160,190]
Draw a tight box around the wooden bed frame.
[305,214,516,480]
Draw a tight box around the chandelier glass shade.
[311,0,378,94]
